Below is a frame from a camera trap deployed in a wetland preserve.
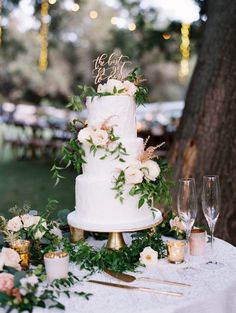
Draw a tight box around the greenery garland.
[63,229,166,273]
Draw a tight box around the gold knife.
[88,280,183,297]
[104,269,191,287]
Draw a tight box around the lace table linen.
[2,236,236,313]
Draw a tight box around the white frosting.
[82,138,144,177]
[86,95,137,140]
[68,95,162,231]
[74,175,154,227]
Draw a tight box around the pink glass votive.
[189,229,206,256]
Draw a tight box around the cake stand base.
[68,210,163,250]
[107,232,126,250]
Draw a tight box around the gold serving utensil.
[88,280,183,297]
[104,269,191,287]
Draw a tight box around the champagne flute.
[177,178,198,269]
[202,175,223,269]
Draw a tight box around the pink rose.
[0,248,21,271]
[0,273,14,294]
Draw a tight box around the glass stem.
[209,224,215,261]
[185,229,191,260]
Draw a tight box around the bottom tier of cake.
[67,175,162,232]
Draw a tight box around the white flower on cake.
[105,79,124,93]
[169,216,185,232]
[141,160,160,181]
[91,129,109,146]
[124,163,143,185]
[139,246,158,267]
[77,127,94,144]
[6,216,23,232]
[123,80,137,96]
[97,83,107,93]
[0,247,21,271]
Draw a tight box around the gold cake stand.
[69,216,163,250]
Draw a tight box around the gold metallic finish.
[88,280,183,297]
[39,0,49,72]
[10,240,30,270]
[104,269,191,287]
[106,232,126,250]
[69,226,84,243]
[44,251,68,259]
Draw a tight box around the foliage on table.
[0,200,63,263]
[156,211,186,240]
[0,265,92,313]
[63,229,166,273]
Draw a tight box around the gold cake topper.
[93,52,131,84]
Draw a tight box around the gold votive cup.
[44,251,69,282]
[10,240,30,270]
[167,241,185,264]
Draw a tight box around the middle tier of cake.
[82,137,144,177]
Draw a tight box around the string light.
[110,16,118,25]
[72,3,80,12]
[128,22,136,31]
[162,32,171,40]
[39,0,50,72]
[179,23,190,80]
[89,10,98,19]
[0,0,2,46]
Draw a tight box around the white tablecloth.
[2,235,236,313]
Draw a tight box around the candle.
[44,251,69,282]
[167,241,185,264]
[10,240,30,270]
[189,228,206,256]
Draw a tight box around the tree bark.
[169,0,236,245]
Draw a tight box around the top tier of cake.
[86,95,137,140]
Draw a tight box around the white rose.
[33,220,47,240]
[50,226,63,239]
[141,160,161,181]
[0,247,21,271]
[139,246,158,267]
[170,216,185,232]
[97,83,107,93]
[106,79,124,94]
[123,80,138,96]
[6,216,23,232]
[124,165,143,185]
[91,129,109,146]
[21,215,40,228]
[20,275,38,289]
[77,127,94,144]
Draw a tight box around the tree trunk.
[169,0,236,245]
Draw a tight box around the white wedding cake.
[68,92,162,232]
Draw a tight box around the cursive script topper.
[93,52,131,84]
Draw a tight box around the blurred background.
[0,0,204,213]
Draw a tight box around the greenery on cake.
[51,118,86,185]
[77,117,128,162]
[113,139,173,209]
[67,67,148,111]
